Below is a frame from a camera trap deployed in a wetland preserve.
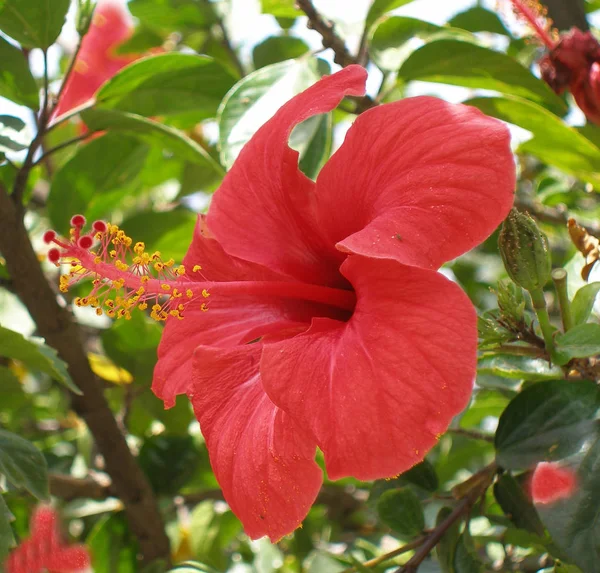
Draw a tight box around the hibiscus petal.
[207,65,367,286]
[189,344,322,541]
[315,97,515,270]
[261,255,476,480]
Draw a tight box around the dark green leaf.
[400,459,438,492]
[554,323,600,363]
[0,0,70,48]
[0,115,30,153]
[128,0,216,33]
[297,112,332,179]
[376,487,424,536]
[478,354,563,381]
[260,0,302,18]
[0,325,80,393]
[81,108,224,175]
[94,54,236,122]
[115,27,164,54]
[218,60,321,170]
[252,36,310,69]
[435,506,461,573]
[365,0,416,30]
[370,16,442,71]
[448,6,510,35]
[48,133,149,234]
[571,282,600,326]
[87,513,138,573]
[466,96,600,186]
[399,41,566,113]
[495,380,600,469]
[0,494,15,562]
[493,473,545,535]
[0,429,48,500]
[119,209,197,262]
[0,36,38,108]
[453,533,483,573]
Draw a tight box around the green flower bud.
[76,0,96,37]
[498,208,551,292]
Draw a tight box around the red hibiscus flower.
[509,0,600,125]
[5,506,90,573]
[52,2,139,120]
[530,462,578,504]
[45,65,515,541]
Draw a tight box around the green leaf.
[365,0,416,30]
[0,494,15,563]
[435,506,462,573]
[399,40,566,113]
[48,133,149,234]
[376,487,424,536]
[572,282,600,326]
[252,36,310,69]
[128,0,216,33]
[466,96,600,186]
[453,533,484,573]
[0,429,48,500]
[478,354,563,381]
[0,0,70,48]
[0,324,80,394]
[87,513,138,573]
[0,36,38,108]
[119,209,197,262]
[0,115,30,153]
[495,379,600,469]
[260,0,302,18]
[297,112,332,180]
[554,323,600,363]
[218,59,322,170]
[94,54,236,122]
[493,473,545,535]
[81,108,224,175]
[370,16,441,71]
[168,563,217,573]
[448,6,510,36]
[400,459,438,492]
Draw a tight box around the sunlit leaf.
[0,37,38,109]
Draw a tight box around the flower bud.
[76,0,96,36]
[499,209,551,292]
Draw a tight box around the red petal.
[45,546,90,572]
[261,255,476,480]
[207,65,367,286]
[531,462,577,504]
[189,345,322,541]
[315,97,515,270]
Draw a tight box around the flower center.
[45,216,356,321]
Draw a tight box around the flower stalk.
[551,268,574,331]
[529,288,556,354]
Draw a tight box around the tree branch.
[0,182,170,568]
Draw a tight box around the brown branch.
[296,0,356,67]
[0,183,170,568]
[49,473,115,502]
[447,428,494,443]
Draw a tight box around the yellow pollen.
[165,259,175,268]
[200,303,209,312]
[134,242,145,254]
[161,284,171,291]
[136,287,145,296]
[141,276,150,284]
[139,303,148,310]
[94,256,102,264]
[109,250,116,258]
[186,289,193,299]
[151,251,161,260]
[176,265,186,276]
[202,289,210,298]
[154,262,164,271]
[96,308,103,316]
[192,265,202,272]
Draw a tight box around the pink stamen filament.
[510,0,557,49]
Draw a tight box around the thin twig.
[212,5,245,77]
[296,0,357,67]
[340,536,428,573]
[448,428,494,443]
[31,133,92,168]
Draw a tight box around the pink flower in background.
[52,2,140,120]
[5,507,90,573]
[46,65,515,540]
[531,462,578,504]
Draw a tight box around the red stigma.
[43,230,57,244]
[48,248,60,263]
[70,214,86,228]
[78,235,94,249]
[93,220,107,233]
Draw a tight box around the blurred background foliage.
[1,0,600,571]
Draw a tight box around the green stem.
[552,268,574,331]
[529,289,556,354]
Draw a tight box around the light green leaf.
[48,133,149,234]
[477,354,563,381]
[571,282,600,326]
[252,36,310,69]
[448,6,511,35]
[94,54,236,122]
[0,0,70,48]
[554,323,600,363]
[467,96,600,186]
[0,324,80,394]
[495,379,600,469]
[0,429,48,500]
[218,59,322,170]
[365,0,416,30]
[0,115,31,152]
[128,0,216,33]
[0,36,38,108]
[399,40,566,113]
[87,514,137,573]
[260,0,302,18]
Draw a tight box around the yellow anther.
[165,259,175,267]
[125,311,132,320]
[186,289,193,299]
[115,260,128,271]
[200,303,209,312]
[154,262,164,271]
[176,265,185,276]
[133,256,142,265]
[74,297,81,306]
[141,276,150,284]
[178,304,185,311]
[124,237,132,247]
[94,257,102,265]
[139,302,148,310]
[59,285,68,293]
[105,300,114,308]
[109,250,117,258]
[202,289,210,298]
[93,278,101,285]
[161,284,171,291]
[169,310,180,318]
[114,278,125,289]
[134,242,145,254]
[172,289,182,298]
[150,251,161,260]
[96,308,103,316]
[152,304,161,311]
[192,265,202,273]
[107,309,116,318]
[136,287,145,296]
